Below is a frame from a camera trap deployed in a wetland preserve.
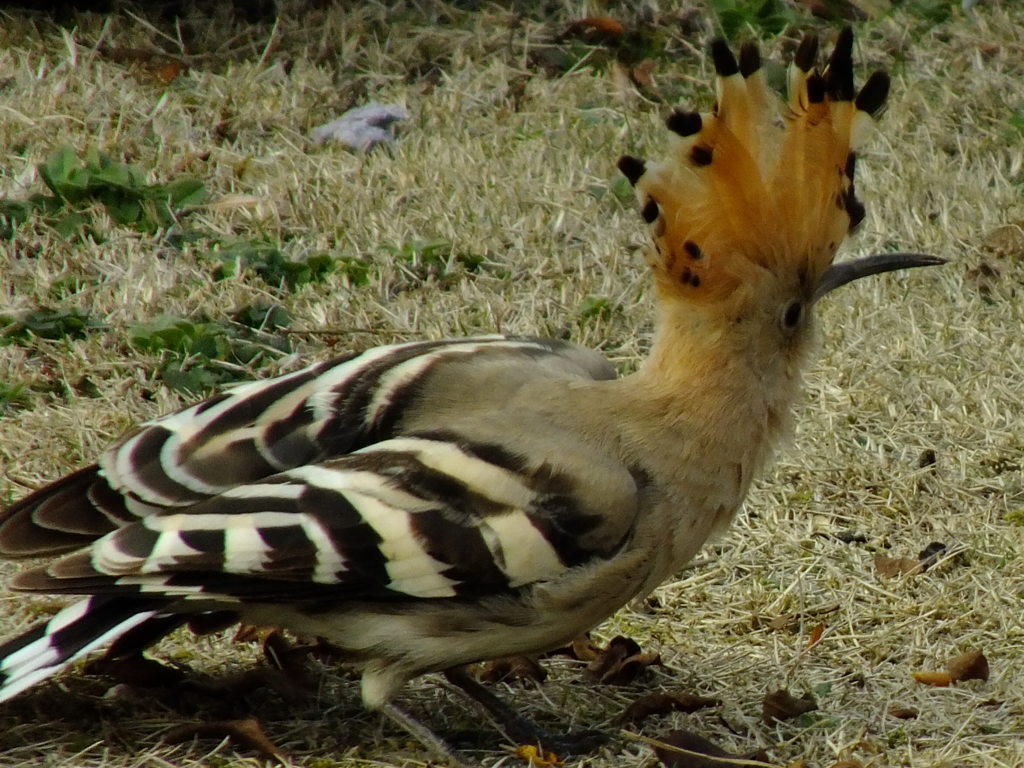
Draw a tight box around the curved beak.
[813,253,946,303]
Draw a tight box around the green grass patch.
[129,313,292,396]
[208,239,337,290]
[0,146,206,238]
[0,307,102,345]
[708,0,796,40]
[383,238,489,285]
[577,295,622,322]
[0,382,29,412]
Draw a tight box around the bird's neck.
[618,306,802,489]
[580,314,802,586]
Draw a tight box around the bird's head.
[619,29,942,383]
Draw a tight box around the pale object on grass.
[309,102,408,151]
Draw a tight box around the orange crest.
[619,28,890,304]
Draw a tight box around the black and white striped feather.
[0,596,168,702]
[0,335,622,702]
[1,336,610,551]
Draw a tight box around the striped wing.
[13,434,622,603]
[0,335,616,566]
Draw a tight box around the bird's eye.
[782,301,803,329]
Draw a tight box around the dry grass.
[1,1,1023,767]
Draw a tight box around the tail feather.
[0,596,167,702]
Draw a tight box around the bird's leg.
[442,667,608,755]
[378,700,472,767]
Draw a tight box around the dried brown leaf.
[874,554,922,578]
[653,730,768,768]
[97,46,187,84]
[888,706,919,719]
[829,761,864,768]
[475,655,547,685]
[807,623,825,649]
[153,61,182,85]
[542,634,601,661]
[912,670,952,687]
[586,635,638,677]
[586,636,660,684]
[947,648,989,682]
[618,691,720,724]
[569,635,602,661]
[614,652,662,683]
[163,717,287,764]
[762,689,817,724]
[563,16,625,43]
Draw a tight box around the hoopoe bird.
[0,29,940,762]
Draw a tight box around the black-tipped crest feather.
[794,33,819,72]
[825,27,855,101]
[710,39,739,77]
[806,73,826,104]
[739,42,761,78]
[855,71,890,116]
[666,110,702,137]
[617,155,646,185]
[628,30,899,303]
